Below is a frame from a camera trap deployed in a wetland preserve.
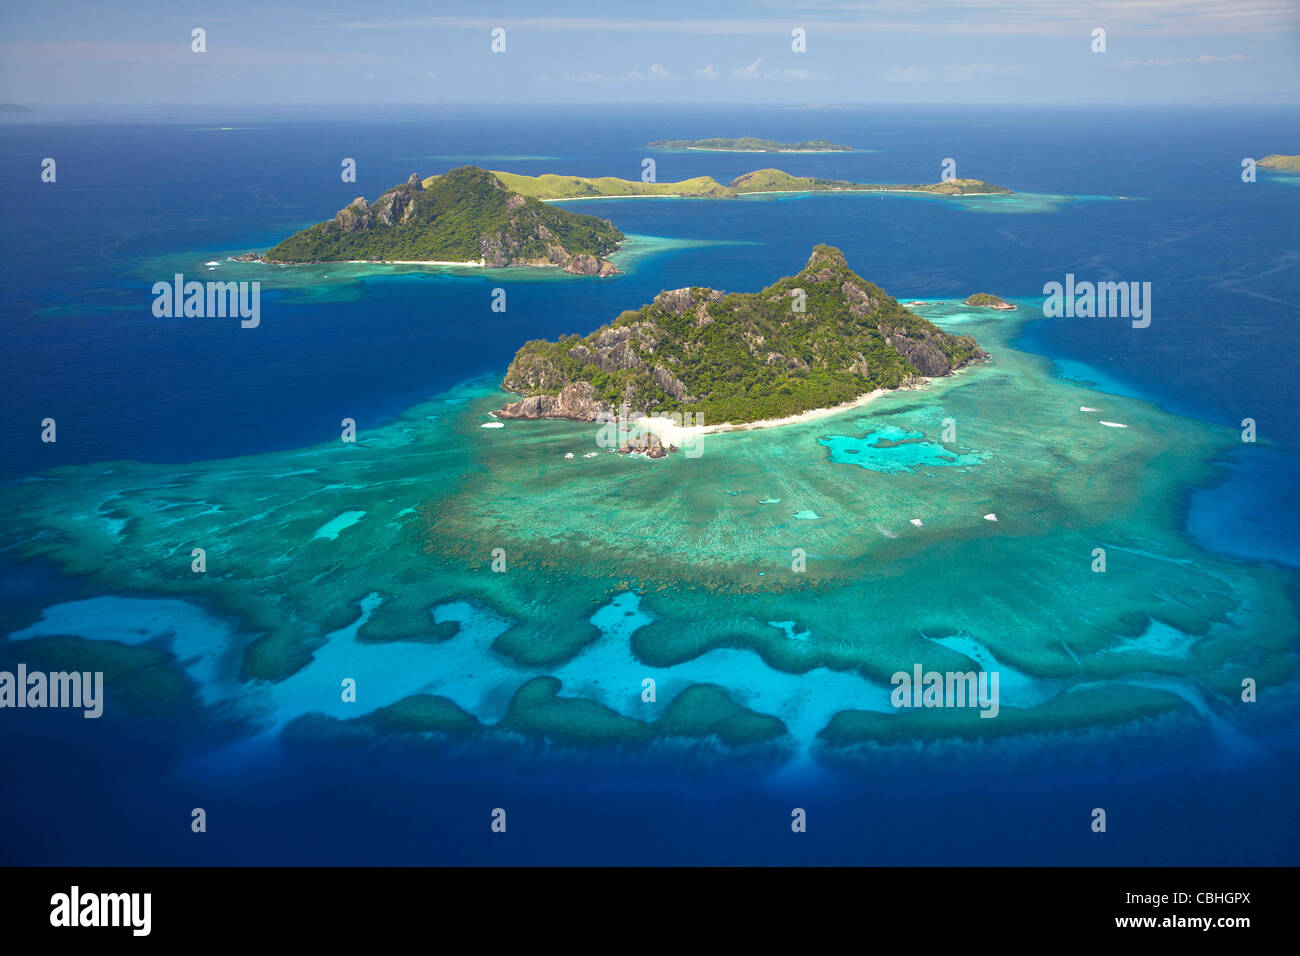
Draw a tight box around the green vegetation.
[460,167,1013,201]
[501,244,987,425]
[265,166,623,267]
[1257,154,1300,172]
[475,169,733,199]
[729,168,1012,195]
[402,167,1012,203]
[648,137,853,152]
[964,293,1014,309]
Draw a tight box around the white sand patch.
[313,510,366,541]
[639,388,892,443]
[345,258,486,267]
[8,596,244,707]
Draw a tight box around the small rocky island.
[252,167,623,275]
[964,293,1017,310]
[495,245,988,454]
[647,137,853,152]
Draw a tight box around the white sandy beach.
[346,258,486,266]
[230,255,487,267]
[636,388,897,445]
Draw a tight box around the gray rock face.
[842,281,881,317]
[893,336,952,377]
[655,287,725,318]
[494,381,613,421]
[335,198,371,234]
[652,365,693,402]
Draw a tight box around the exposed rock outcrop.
[494,381,613,422]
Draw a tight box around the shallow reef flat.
[2,301,1294,763]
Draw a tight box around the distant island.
[964,293,1016,310]
[253,165,1013,274]
[256,167,624,275]
[648,137,853,152]
[495,244,988,447]
[729,168,1010,196]
[479,169,735,200]
[478,167,1012,201]
[1258,154,1300,172]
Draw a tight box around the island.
[495,244,988,454]
[728,168,1010,196]
[477,169,735,200]
[647,137,853,152]
[256,166,624,275]
[1257,154,1300,172]
[473,168,1012,201]
[964,293,1016,310]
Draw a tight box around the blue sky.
[1,0,1297,106]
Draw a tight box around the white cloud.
[1120,53,1249,66]
[729,58,819,81]
[887,63,1020,83]
[695,64,719,79]
[561,63,678,83]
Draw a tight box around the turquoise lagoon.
[4,298,1295,770]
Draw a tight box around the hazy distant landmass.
[486,167,1012,200]
[728,168,1011,196]
[1258,154,1300,171]
[647,137,853,152]
[0,104,33,113]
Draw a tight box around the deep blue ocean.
[1,105,1297,864]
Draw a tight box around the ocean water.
[0,105,1297,865]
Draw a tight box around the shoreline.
[543,187,1005,203]
[636,387,913,444]
[737,187,1004,198]
[347,258,486,266]
[647,145,854,153]
[230,255,487,267]
[680,146,852,153]
[541,194,714,203]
